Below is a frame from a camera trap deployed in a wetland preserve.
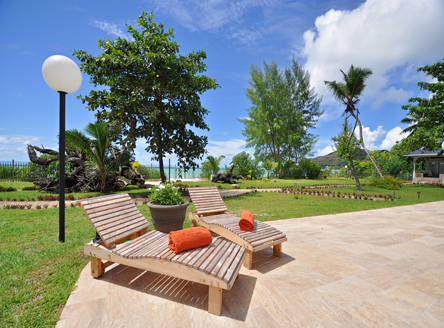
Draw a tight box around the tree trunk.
[348,156,362,191]
[350,111,385,178]
[158,155,166,184]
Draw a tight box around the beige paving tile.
[65,262,110,306]
[348,300,412,328]
[254,279,316,328]
[346,252,393,269]
[231,306,281,328]
[431,243,444,254]
[428,299,444,320]
[336,242,380,255]
[56,298,105,328]
[144,292,192,328]
[222,277,260,316]
[103,270,144,321]
[404,271,444,299]
[182,294,235,328]
[410,311,444,328]
[356,265,412,290]
[316,276,382,308]
[101,313,147,328]
[386,255,436,276]
[311,259,366,281]
[291,289,368,327]
[366,284,437,321]
[271,269,333,294]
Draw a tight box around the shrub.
[149,184,186,205]
[368,176,403,190]
[137,165,161,179]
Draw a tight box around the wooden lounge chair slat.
[223,246,246,283]
[180,246,206,265]
[105,223,150,246]
[243,230,283,243]
[174,248,196,264]
[216,244,241,280]
[253,237,288,252]
[186,242,215,267]
[250,233,287,247]
[100,217,147,240]
[208,242,234,276]
[95,213,145,232]
[155,247,173,260]
[117,234,163,259]
[125,234,166,259]
[130,235,169,259]
[83,198,134,213]
[191,239,223,269]
[116,230,163,256]
[88,204,137,222]
[89,207,140,226]
[199,240,228,272]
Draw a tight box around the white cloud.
[352,125,408,151]
[302,0,444,111]
[379,126,408,150]
[90,20,131,39]
[372,87,413,108]
[316,145,336,156]
[0,135,45,161]
[356,125,386,150]
[206,139,247,165]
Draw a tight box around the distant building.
[404,149,444,183]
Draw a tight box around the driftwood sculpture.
[26,144,145,193]
[211,164,243,184]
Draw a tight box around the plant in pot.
[147,184,189,233]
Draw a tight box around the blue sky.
[1,0,443,167]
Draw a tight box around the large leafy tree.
[325,65,384,178]
[65,121,130,192]
[239,59,323,177]
[73,12,219,183]
[399,58,444,153]
[332,121,362,190]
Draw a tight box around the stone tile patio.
[57,201,444,328]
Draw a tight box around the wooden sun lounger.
[77,193,246,315]
[188,187,287,269]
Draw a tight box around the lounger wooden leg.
[90,257,104,278]
[243,249,253,269]
[208,286,222,316]
[192,220,197,227]
[273,243,282,257]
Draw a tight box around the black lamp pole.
[59,92,66,243]
[168,157,171,183]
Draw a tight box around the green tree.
[65,121,130,192]
[332,121,362,190]
[73,12,219,183]
[399,58,444,153]
[263,160,275,178]
[201,155,225,179]
[239,59,323,177]
[232,152,264,179]
[324,65,384,178]
[299,159,322,179]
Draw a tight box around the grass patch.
[0,181,442,326]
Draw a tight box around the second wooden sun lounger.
[77,193,246,315]
[188,187,287,269]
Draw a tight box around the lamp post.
[166,153,173,183]
[42,55,82,243]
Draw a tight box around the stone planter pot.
[147,201,190,233]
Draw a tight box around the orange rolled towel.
[239,210,255,231]
[168,227,212,254]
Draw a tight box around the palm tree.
[263,160,274,178]
[324,65,384,178]
[206,155,225,175]
[65,121,129,192]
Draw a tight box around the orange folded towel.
[168,227,212,254]
[239,210,255,231]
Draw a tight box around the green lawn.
[0,180,443,327]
